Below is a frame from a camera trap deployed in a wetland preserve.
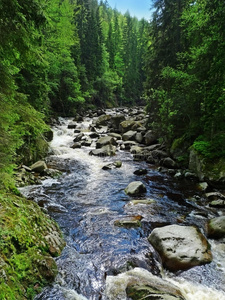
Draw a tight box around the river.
[19,111,225,300]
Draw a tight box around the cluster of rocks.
[16,160,62,187]
[111,178,225,299]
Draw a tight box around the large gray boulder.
[144,130,157,145]
[105,268,185,300]
[122,130,137,141]
[30,161,47,173]
[207,216,225,239]
[161,157,178,169]
[95,114,111,127]
[89,145,116,157]
[119,120,140,134]
[96,136,117,149]
[125,181,147,196]
[148,225,212,271]
[109,114,126,130]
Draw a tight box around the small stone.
[207,216,225,239]
[134,169,147,175]
[125,181,147,196]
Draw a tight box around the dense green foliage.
[0,0,149,190]
[144,0,225,160]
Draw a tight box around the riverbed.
[19,111,225,300]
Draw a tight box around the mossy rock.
[127,285,184,300]
[0,192,65,299]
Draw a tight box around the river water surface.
[19,113,225,300]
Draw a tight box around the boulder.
[108,132,122,140]
[102,161,122,170]
[122,130,137,141]
[30,161,47,173]
[109,114,126,130]
[71,143,81,149]
[130,145,143,154]
[207,216,225,239]
[105,268,185,300]
[96,136,117,149]
[135,132,143,143]
[73,133,84,142]
[209,200,225,208]
[125,181,147,196]
[134,169,148,175]
[161,157,178,169]
[89,132,99,139]
[67,123,76,129]
[95,114,111,127]
[114,215,142,228]
[122,141,137,150]
[148,225,212,271]
[205,192,225,201]
[89,145,116,157]
[144,130,157,145]
[119,120,138,133]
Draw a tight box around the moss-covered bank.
[0,191,65,299]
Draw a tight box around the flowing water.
[19,113,225,300]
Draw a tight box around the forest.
[1,0,225,191]
[1,0,225,190]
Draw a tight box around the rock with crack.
[148,224,212,271]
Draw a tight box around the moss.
[0,192,65,299]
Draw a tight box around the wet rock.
[198,182,208,191]
[73,133,84,142]
[46,203,68,213]
[125,181,147,196]
[105,268,185,300]
[184,171,198,179]
[67,123,76,129]
[114,215,142,227]
[130,145,143,154]
[82,139,92,147]
[44,129,54,142]
[122,130,137,141]
[119,120,139,134]
[109,114,126,130]
[135,132,143,143]
[128,199,155,205]
[21,165,32,172]
[42,168,62,178]
[71,142,82,149]
[89,145,117,157]
[95,114,111,127]
[161,157,178,169]
[144,130,157,146]
[108,132,122,140]
[89,132,100,139]
[207,216,225,239]
[30,161,47,173]
[209,200,225,208]
[122,141,138,150]
[133,169,148,175]
[148,225,212,271]
[102,161,122,170]
[96,136,117,149]
[205,192,225,201]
